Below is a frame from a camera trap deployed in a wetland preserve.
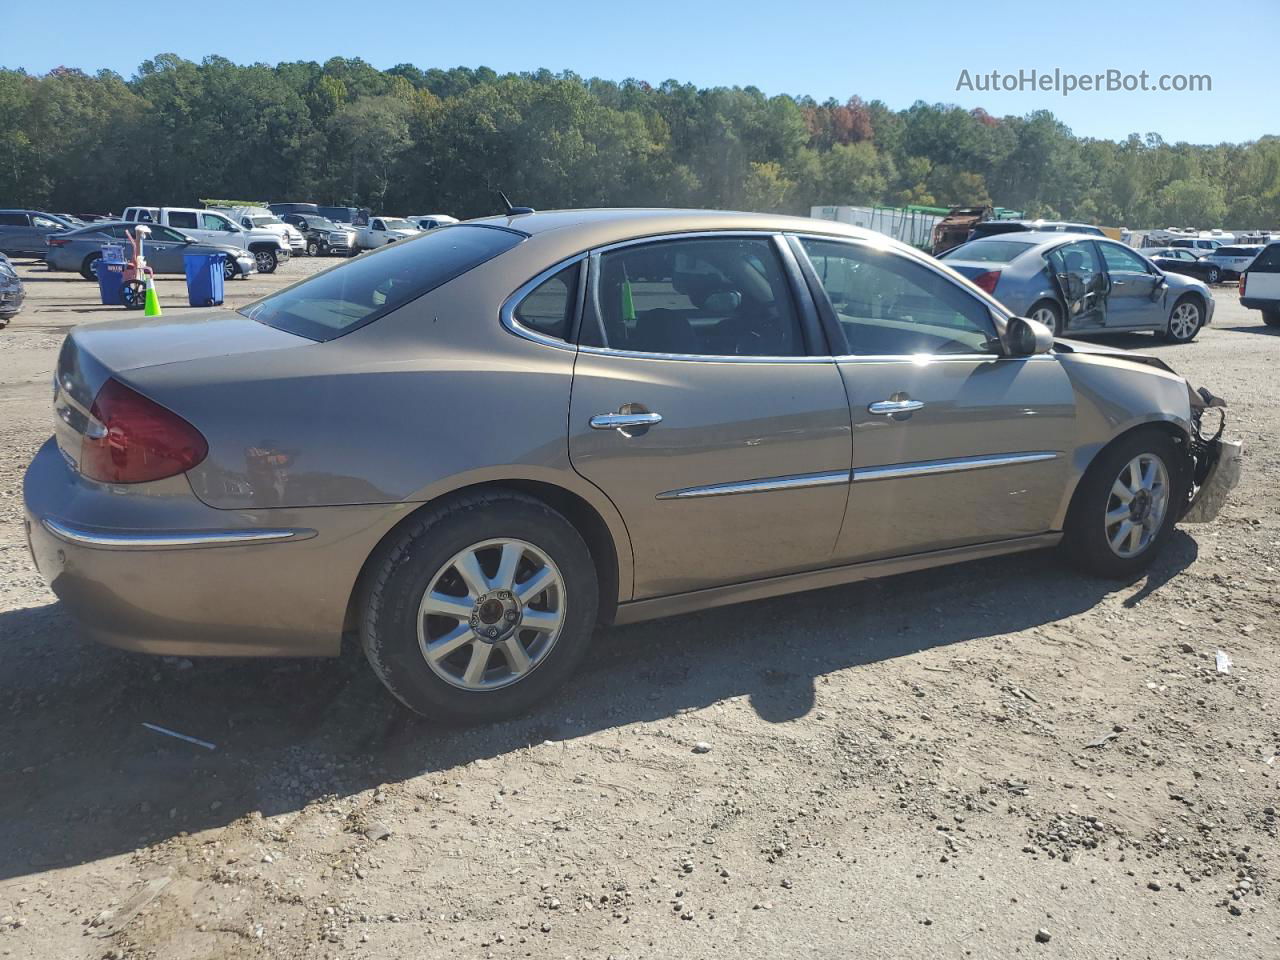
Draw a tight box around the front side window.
[800,238,998,356]
[591,236,804,357]
[0,213,29,226]
[1098,243,1150,273]
[513,263,580,341]
[241,225,522,342]
[32,215,62,229]
[200,213,235,232]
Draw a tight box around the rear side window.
[242,225,523,341]
[1251,244,1280,272]
[513,263,580,341]
[167,211,198,229]
[940,239,1035,263]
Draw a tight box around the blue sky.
[9,0,1274,144]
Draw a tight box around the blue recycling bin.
[184,252,226,307]
[96,261,125,306]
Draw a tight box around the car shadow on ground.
[1217,324,1279,335]
[0,532,1198,882]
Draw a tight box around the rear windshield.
[240,224,523,341]
[1215,246,1255,257]
[940,239,1036,263]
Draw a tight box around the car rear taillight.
[80,378,208,484]
[47,236,69,247]
[972,270,1002,294]
[1239,273,1247,296]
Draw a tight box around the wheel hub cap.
[417,538,566,690]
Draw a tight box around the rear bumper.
[22,437,407,658]
[1240,297,1279,311]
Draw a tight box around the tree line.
[1,55,1277,229]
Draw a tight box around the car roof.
[464,208,891,249]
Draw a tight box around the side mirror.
[1005,316,1054,356]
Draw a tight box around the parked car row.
[0,253,24,327]
[45,221,256,281]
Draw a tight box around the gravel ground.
[0,259,1276,960]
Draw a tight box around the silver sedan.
[939,232,1215,343]
[44,221,256,280]
[24,210,1240,722]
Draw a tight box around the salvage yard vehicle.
[1144,247,1222,285]
[1203,244,1264,281]
[406,214,459,231]
[939,233,1215,342]
[23,209,1240,723]
[1239,241,1280,327]
[279,213,356,256]
[968,219,1105,241]
[210,205,306,257]
[121,207,290,274]
[0,253,24,326]
[0,209,77,257]
[355,216,419,250]
[44,221,256,281]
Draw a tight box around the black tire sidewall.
[1064,430,1185,579]
[362,495,599,723]
[80,253,101,280]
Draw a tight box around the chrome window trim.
[41,517,316,550]
[498,253,587,352]
[852,451,1061,483]
[656,470,850,501]
[833,353,1055,364]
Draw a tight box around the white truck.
[1240,241,1280,328]
[120,206,291,275]
[209,205,306,257]
[354,216,419,251]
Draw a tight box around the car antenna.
[498,191,535,217]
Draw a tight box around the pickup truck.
[1239,241,1280,328]
[355,217,419,251]
[210,206,306,257]
[121,207,291,274]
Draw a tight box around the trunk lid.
[53,310,310,470]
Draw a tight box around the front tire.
[360,491,599,723]
[1029,300,1064,337]
[1162,296,1203,343]
[306,240,320,257]
[1063,430,1183,579]
[253,249,278,274]
[1205,266,1220,284]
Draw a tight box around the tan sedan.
[24,209,1241,722]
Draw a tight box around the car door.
[139,226,189,273]
[370,219,388,245]
[1045,240,1108,331]
[565,233,853,599]
[1096,241,1161,328]
[793,235,1076,564]
[30,214,67,254]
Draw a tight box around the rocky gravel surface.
[0,260,1276,959]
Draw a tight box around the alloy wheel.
[1168,302,1201,341]
[254,250,276,273]
[1104,453,1169,558]
[1206,268,1220,284]
[417,538,566,691]
[1031,305,1060,336]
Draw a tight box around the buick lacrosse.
[24,209,1241,721]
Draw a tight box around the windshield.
[240,225,523,341]
[381,218,414,231]
[939,239,1036,263]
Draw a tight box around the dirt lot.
[0,258,1277,960]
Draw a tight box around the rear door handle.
[868,399,924,415]
[590,412,663,435]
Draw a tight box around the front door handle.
[868,399,924,416]
[590,410,663,436]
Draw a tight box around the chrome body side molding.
[41,517,317,550]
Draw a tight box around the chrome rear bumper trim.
[41,517,316,550]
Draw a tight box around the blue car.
[939,232,1214,343]
[0,253,24,327]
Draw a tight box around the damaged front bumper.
[1179,385,1243,524]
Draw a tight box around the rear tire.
[80,253,101,281]
[1263,309,1280,328]
[360,491,599,723]
[1205,266,1220,284]
[1062,430,1183,579]
[223,257,239,281]
[1029,299,1063,337]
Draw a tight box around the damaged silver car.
[23,210,1241,722]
